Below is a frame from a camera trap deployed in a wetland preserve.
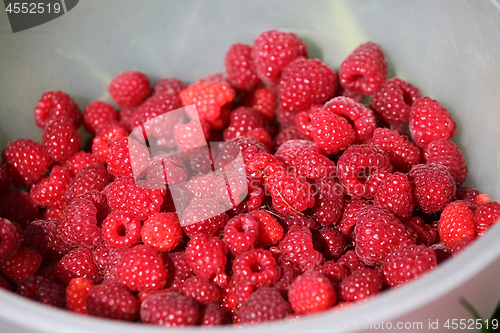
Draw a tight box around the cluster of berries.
[0,29,498,327]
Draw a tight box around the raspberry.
[0,189,39,227]
[164,252,194,291]
[128,92,182,132]
[274,139,317,168]
[368,127,421,172]
[324,97,377,143]
[339,268,382,301]
[30,166,72,210]
[108,71,151,108]
[179,82,236,121]
[55,248,100,285]
[339,42,387,95]
[181,198,228,238]
[185,235,228,286]
[317,261,348,285]
[217,137,268,169]
[295,148,337,182]
[456,186,480,203]
[278,57,336,112]
[337,250,366,274]
[66,277,93,314]
[104,176,165,221]
[33,91,81,130]
[337,144,393,199]
[186,173,216,199]
[294,104,323,141]
[0,247,42,283]
[201,303,229,326]
[239,287,291,324]
[315,227,346,261]
[65,151,100,177]
[274,126,303,147]
[39,207,63,220]
[23,219,71,263]
[92,123,129,162]
[239,86,276,121]
[102,211,141,248]
[83,100,118,134]
[409,97,457,148]
[273,255,301,296]
[2,139,52,187]
[199,72,230,84]
[402,216,439,246]
[141,212,183,252]
[438,200,476,247]
[311,110,355,155]
[252,30,307,85]
[107,137,150,178]
[475,201,500,236]
[423,139,467,186]
[382,245,437,288]
[370,78,421,125]
[310,177,345,226]
[153,77,186,97]
[223,107,264,141]
[16,275,65,308]
[278,226,324,272]
[453,236,473,255]
[223,214,259,255]
[244,127,273,150]
[374,172,415,218]
[86,282,139,321]
[355,206,415,266]
[180,276,221,305]
[249,210,284,247]
[337,199,371,236]
[281,213,318,231]
[0,164,11,195]
[288,270,336,314]
[42,117,81,163]
[0,218,22,260]
[408,164,456,214]
[232,249,279,287]
[224,43,260,92]
[265,169,316,214]
[117,244,167,291]
[140,291,200,327]
[221,279,253,314]
[65,163,110,203]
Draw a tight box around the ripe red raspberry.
[252,30,307,85]
[295,147,337,182]
[30,166,72,210]
[198,72,230,84]
[141,212,183,252]
[108,71,151,108]
[186,173,216,199]
[408,164,456,214]
[224,43,260,92]
[368,127,421,172]
[42,117,81,163]
[312,111,355,154]
[370,78,421,125]
[315,227,347,261]
[337,250,366,274]
[128,92,182,132]
[274,139,317,168]
[339,268,382,301]
[281,213,318,231]
[402,216,439,246]
[140,291,200,327]
[438,200,476,247]
[382,245,437,288]
[245,127,273,150]
[55,248,100,285]
[310,177,345,226]
[337,144,393,199]
[117,244,167,291]
[355,206,415,266]
[337,199,371,236]
[174,118,210,152]
[185,235,228,286]
[92,122,129,162]
[475,201,500,236]
[65,151,100,177]
[223,214,259,255]
[423,139,467,186]
[33,91,81,130]
[374,172,415,218]
[16,275,66,308]
[118,106,136,129]
[274,126,303,147]
[288,270,336,314]
[164,252,194,291]
[101,248,126,283]
[216,137,268,169]
[66,277,93,314]
[409,97,456,148]
[87,281,139,321]
[102,211,141,248]
[107,136,150,178]
[181,198,228,238]
[82,100,118,134]
[223,107,264,141]
[201,303,229,326]
[180,276,220,305]
[278,226,324,272]
[65,163,111,203]
[0,218,22,260]
[322,97,377,143]
[249,210,284,247]
[266,169,316,214]
[104,176,165,221]
[23,219,71,263]
[153,77,186,97]
[39,207,63,220]
[278,57,336,112]
[239,86,276,121]
[220,279,253,314]
[317,261,349,285]
[0,189,39,227]
[294,104,323,140]
[339,42,387,95]
[179,82,236,121]
[0,247,42,283]
[0,164,11,195]
[456,186,480,203]
[2,139,52,187]
[239,287,291,324]
[233,249,279,287]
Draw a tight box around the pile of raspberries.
[0,29,499,327]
